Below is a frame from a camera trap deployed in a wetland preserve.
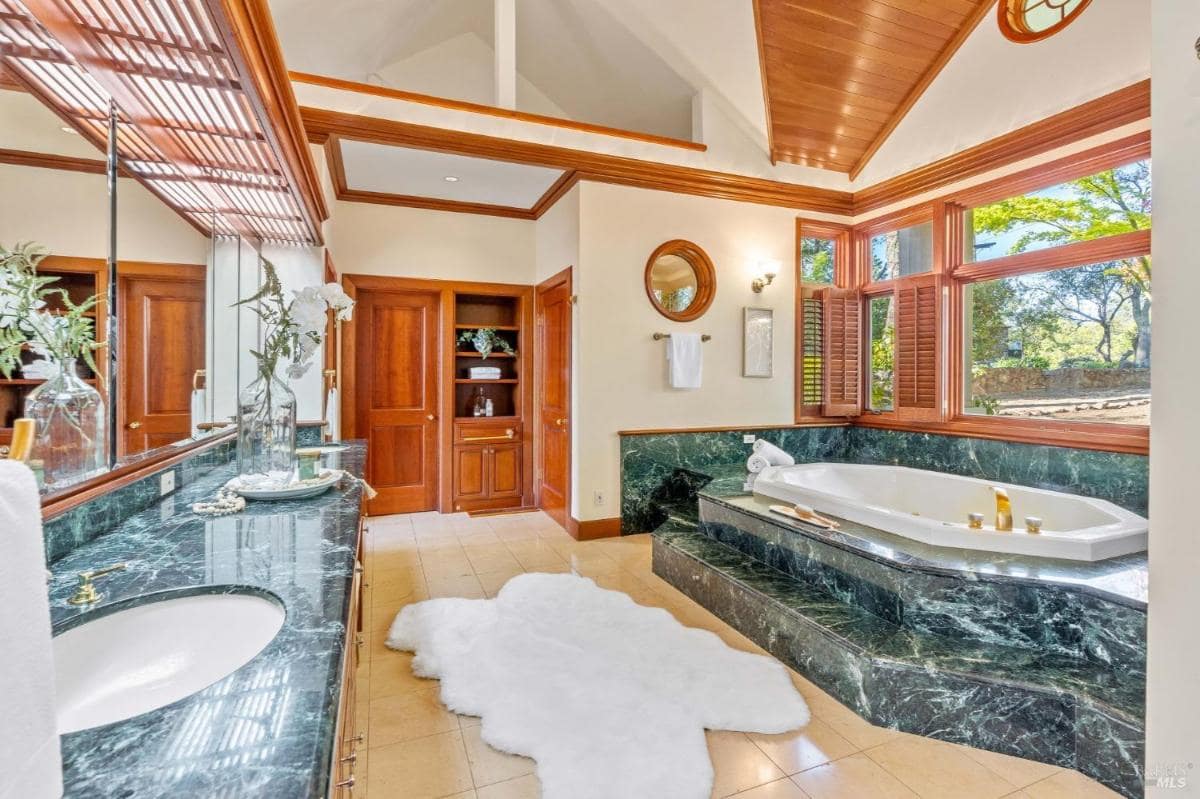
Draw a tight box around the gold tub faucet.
[993,487,1013,532]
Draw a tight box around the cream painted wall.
[330,199,535,284]
[0,164,209,263]
[572,182,820,521]
[1146,0,1199,792]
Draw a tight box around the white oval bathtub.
[752,463,1147,562]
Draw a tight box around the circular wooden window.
[644,239,716,322]
[999,0,1093,43]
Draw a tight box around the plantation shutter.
[798,287,825,416]
[819,287,862,417]
[895,274,940,418]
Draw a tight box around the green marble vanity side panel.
[41,437,235,565]
[297,421,325,447]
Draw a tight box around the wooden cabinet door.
[120,270,205,457]
[488,443,522,500]
[354,289,440,515]
[453,446,488,507]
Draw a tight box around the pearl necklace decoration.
[191,487,246,516]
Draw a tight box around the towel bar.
[653,332,711,341]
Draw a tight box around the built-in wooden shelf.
[455,324,519,331]
[456,378,518,384]
[455,351,516,358]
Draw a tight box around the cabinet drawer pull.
[340,752,358,765]
[335,775,356,790]
[462,428,515,442]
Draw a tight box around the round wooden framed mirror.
[644,239,716,322]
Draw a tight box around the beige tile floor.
[352,510,1123,799]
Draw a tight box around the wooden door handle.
[127,421,142,429]
[426,414,436,421]
[555,418,567,426]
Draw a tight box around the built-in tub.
[752,463,1147,561]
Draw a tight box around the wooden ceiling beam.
[301,106,855,215]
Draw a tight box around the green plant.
[0,241,103,379]
[457,328,516,360]
[972,394,1001,415]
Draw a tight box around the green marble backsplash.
[620,425,1148,533]
[41,436,235,565]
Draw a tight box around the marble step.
[653,530,1145,799]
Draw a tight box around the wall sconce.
[751,272,776,293]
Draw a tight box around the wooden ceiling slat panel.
[784,1,951,51]
[757,0,992,174]
[777,0,959,39]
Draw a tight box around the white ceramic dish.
[230,469,343,501]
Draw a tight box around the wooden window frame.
[856,136,1151,455]
[795,218,851,421]
[851,203,947,424]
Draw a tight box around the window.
[795,220,851,420]
[999,0,1094,44]
[870,222,933,281]
[964,159,1151,264]
[964,258,1151,425]
[868,295,895,411]
[800,237,835,284]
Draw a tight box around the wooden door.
[354,288,440,515]
[488,443,522,500]
[120,268,205,456]
[535,268,572,527]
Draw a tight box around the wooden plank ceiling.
[755,0,994,178]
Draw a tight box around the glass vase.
[236,371,297,484]
[24,357,107,488]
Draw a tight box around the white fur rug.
[387,572,809,799]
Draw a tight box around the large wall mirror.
[644,239,717,322]
[0,88,250,497]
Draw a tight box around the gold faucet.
[67,563,127,606]
[993,487,1013,532]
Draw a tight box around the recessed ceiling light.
[443,176,459,182]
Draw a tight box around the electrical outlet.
[743,434,756,444]
[159,469,176,496]
[593,490,606,506]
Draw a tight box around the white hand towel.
[752,439,795,466]
[747,454,773,474]
[324,387,340,442]
[666,333,703,389]
[0,461,63,799]
[190,388,207,437]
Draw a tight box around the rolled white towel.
[747,454,773,474]
[752,439,795,466]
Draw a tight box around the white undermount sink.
[53,592,285,734]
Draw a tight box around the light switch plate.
[160,470,176,496]
[743,434,756,444]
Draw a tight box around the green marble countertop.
[47,443,366,798]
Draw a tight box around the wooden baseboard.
[568,516,621,541]
[467,505,541,518]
